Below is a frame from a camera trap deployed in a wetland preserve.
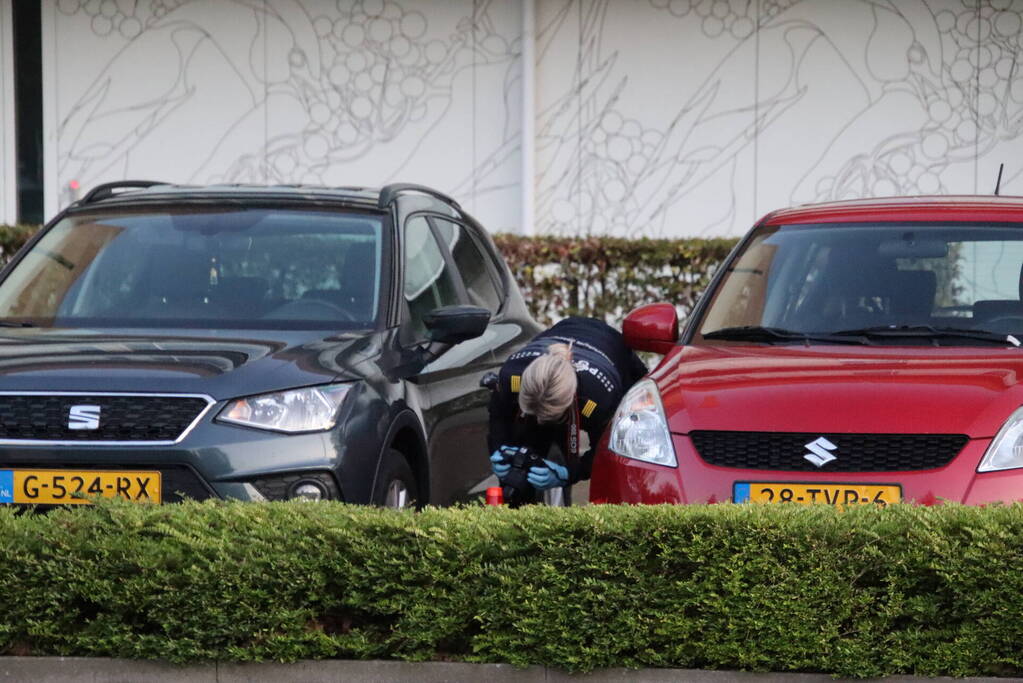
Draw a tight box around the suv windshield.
[697,223,1023,345]
[0,207,385,329]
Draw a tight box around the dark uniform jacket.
[487,317,648,484]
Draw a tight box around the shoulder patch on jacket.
[581,399,597,418]
[510,375,521,393]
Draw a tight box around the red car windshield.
[696,222,1023,344]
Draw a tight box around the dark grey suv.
[0,181,540,507]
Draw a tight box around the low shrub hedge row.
[1,500,1022,677]
[493,235,739,325]
[0,224,37,265]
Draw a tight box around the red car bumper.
[590,432,1023,506]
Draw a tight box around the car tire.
[373,448,419,509]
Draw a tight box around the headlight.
[609,379,677,467]
[217,384,351,433]
[978,406,1023,472]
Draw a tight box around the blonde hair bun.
[518,342,577,423]
[545,342,573,362]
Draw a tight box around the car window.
[432,218,502,314]
[697,223,1023,340]
[0,208,384,329]
[404,215,461,340]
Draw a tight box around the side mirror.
[623,303,679,354]
[424,305,491,345]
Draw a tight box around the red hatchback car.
[591,196,1023,507]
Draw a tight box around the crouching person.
[486,317,648,505]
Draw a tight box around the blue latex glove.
[527,460,569,490]
[490,450,511,479]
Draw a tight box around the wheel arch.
[374,410,430,505]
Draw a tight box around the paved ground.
[1,658,1019,683]
[571,478,590,505]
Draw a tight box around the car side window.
[432,218,503,314]
[404,215,461,340]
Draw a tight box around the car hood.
[653,344,1023,438]
[0,328,384,400]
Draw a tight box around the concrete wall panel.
[39,0,1023,235]
[42,0,524,232]
[534,0,1023,237]
[758,0,988,210]
[535,0,757,237]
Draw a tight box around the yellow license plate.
[0,470,161,504]
[733,482,900,506]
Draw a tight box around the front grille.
[0,394,211,443]
[690,431,969,472]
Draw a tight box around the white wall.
[536,0,1023,237]
[42,0,524,231]
[41,0,1023,236]
[0,0,14,225]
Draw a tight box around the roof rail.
[377,183,460,209]
[80,180,169,204]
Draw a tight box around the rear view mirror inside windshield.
[877,234,948,259]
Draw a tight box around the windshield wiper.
[829,325,1021,347]
[702,326,871,345]
[0,320,36,328]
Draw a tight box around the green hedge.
[0,225,37,265]
[493,235,738,325]
[2,500,1023,677]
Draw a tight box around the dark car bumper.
[0,419,345,504]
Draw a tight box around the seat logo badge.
[68,405,101,430]
[803,437,837,467]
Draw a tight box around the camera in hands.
[496,444,545,507]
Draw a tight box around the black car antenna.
[995,163,1004,196]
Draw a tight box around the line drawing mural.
[44,0,1023,236]
[535,0,1023,237]
[49,0,524,231]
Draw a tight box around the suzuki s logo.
[68,405,101,430]
[803,437,837,467]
